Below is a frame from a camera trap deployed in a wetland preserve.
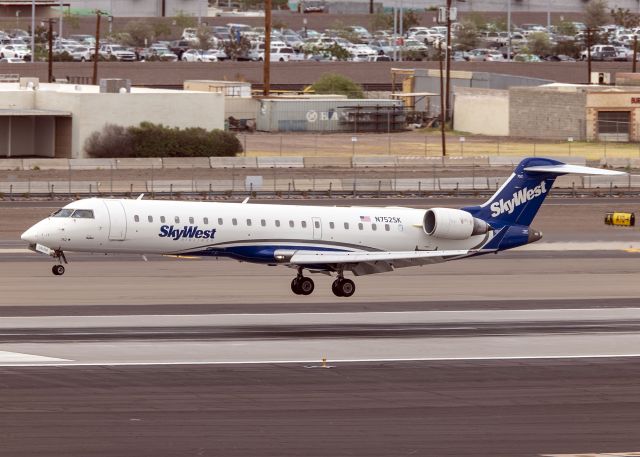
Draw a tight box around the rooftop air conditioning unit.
[591,72,611,85]
[99,78,131,93]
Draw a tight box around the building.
[0,78,224,158]
[454,76,640,142]
[0,0,207,18]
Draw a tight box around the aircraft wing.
[288,249,474,276]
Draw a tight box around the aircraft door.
[312,217,322,240]
[102,200,127,241]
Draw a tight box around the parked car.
[0,44,30,59]
[99,44,136,61]
[70,45,93,62]
[181,49,217,62]
[580,45,616,61]
[168,40,192,59]
[140,46,178,61]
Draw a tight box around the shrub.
[85,122,242,158]
[310,73,365,99]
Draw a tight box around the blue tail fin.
[463,157,563,228]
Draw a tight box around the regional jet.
[21,157,623,297]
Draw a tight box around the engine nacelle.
[423,208,489,240]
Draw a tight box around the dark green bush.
[85,122,242,158]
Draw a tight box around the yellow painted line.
[0,249,33,254]
[625,248,640,253]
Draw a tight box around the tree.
[222,35,251,60]
[454,21,479,51]
[174,10,197,29]
[195,25,212,50]
[369,10,421,33]
[556,20,577,37]
[310,73,364,99]
[123,20,154,47]
[584,0,610,29]
[610,7,640,28]
[526,32,552,56]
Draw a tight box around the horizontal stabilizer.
[523,164,626,176]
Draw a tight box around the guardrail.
[2,174,638,199]
[0,156,597,171]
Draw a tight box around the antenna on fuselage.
[241,197,249,204]
[136,194,144,200]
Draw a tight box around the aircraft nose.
[21,225,39,244]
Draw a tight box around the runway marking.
[2,353,640,367]
[0,249,32,254]
[0,350,70,363]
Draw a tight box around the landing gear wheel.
[291,278,301,294]
[331,279,344,297]
[332,278,355,297]
[52,264,65,276]
[298,277,314,295]
[291,277,314,295]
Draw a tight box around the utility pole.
[31,0,35,61]
[439,44,446,157]
[263,0,271,96]
[586,28,592,84]
[633,35,638,73]
[369,0,373,14]
[47,18,56,82]
[92,11,103,86]
[445,0,452,122]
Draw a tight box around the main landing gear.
[290,268,356,297]
[291,268,315,295]
[51,249,67,276]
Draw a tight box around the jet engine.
[423,208,489,240]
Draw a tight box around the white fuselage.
[22,198,487,264]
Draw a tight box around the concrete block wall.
[509,87,587,140]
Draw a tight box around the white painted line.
[0,350,70,363]
[0,249,33,254]
[1,353,640,367]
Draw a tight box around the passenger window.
[329,222,335,229]
[261,219,266,227]
[372,223,377,231]
[218,218,223,225]
[385,224,390,231]
[72,209,94,219]
[358,223,363,230]
[134,215,140,222]
[344,222,349,229]
[289,220,294,228]
[315,221,320,229]
[189,217,194,224]
[175,216,180,223]
[275,220,281,227]
[148,215,153,223]
[301,221,307,228]
[232,218,237,226]
[204,217,209,225]
[160,216,166,223]
[246,219,252,226]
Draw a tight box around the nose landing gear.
[51,249,67,276]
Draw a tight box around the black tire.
[52,265,65,276]
[339,278,355,297]
[298,277,314,295]
[331,279,343,297]
[291,278,301,294]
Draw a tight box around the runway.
[1,196,640,456]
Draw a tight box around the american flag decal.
[360,216,371,222]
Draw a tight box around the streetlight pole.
[445,0,452,122]
[59,0,63,39]
[31,0,35,61]
[47,18,56,82]
[507,0,511,61]
[263,0,271,96]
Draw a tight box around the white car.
[99,44,136,61]
[181,49,218,62]
[70,46,93,62]
[0,44,30,60]
[348,43,377,58]
[257,48,290,62]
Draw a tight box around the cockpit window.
[52,209,74,217]
[71,209,94,219]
